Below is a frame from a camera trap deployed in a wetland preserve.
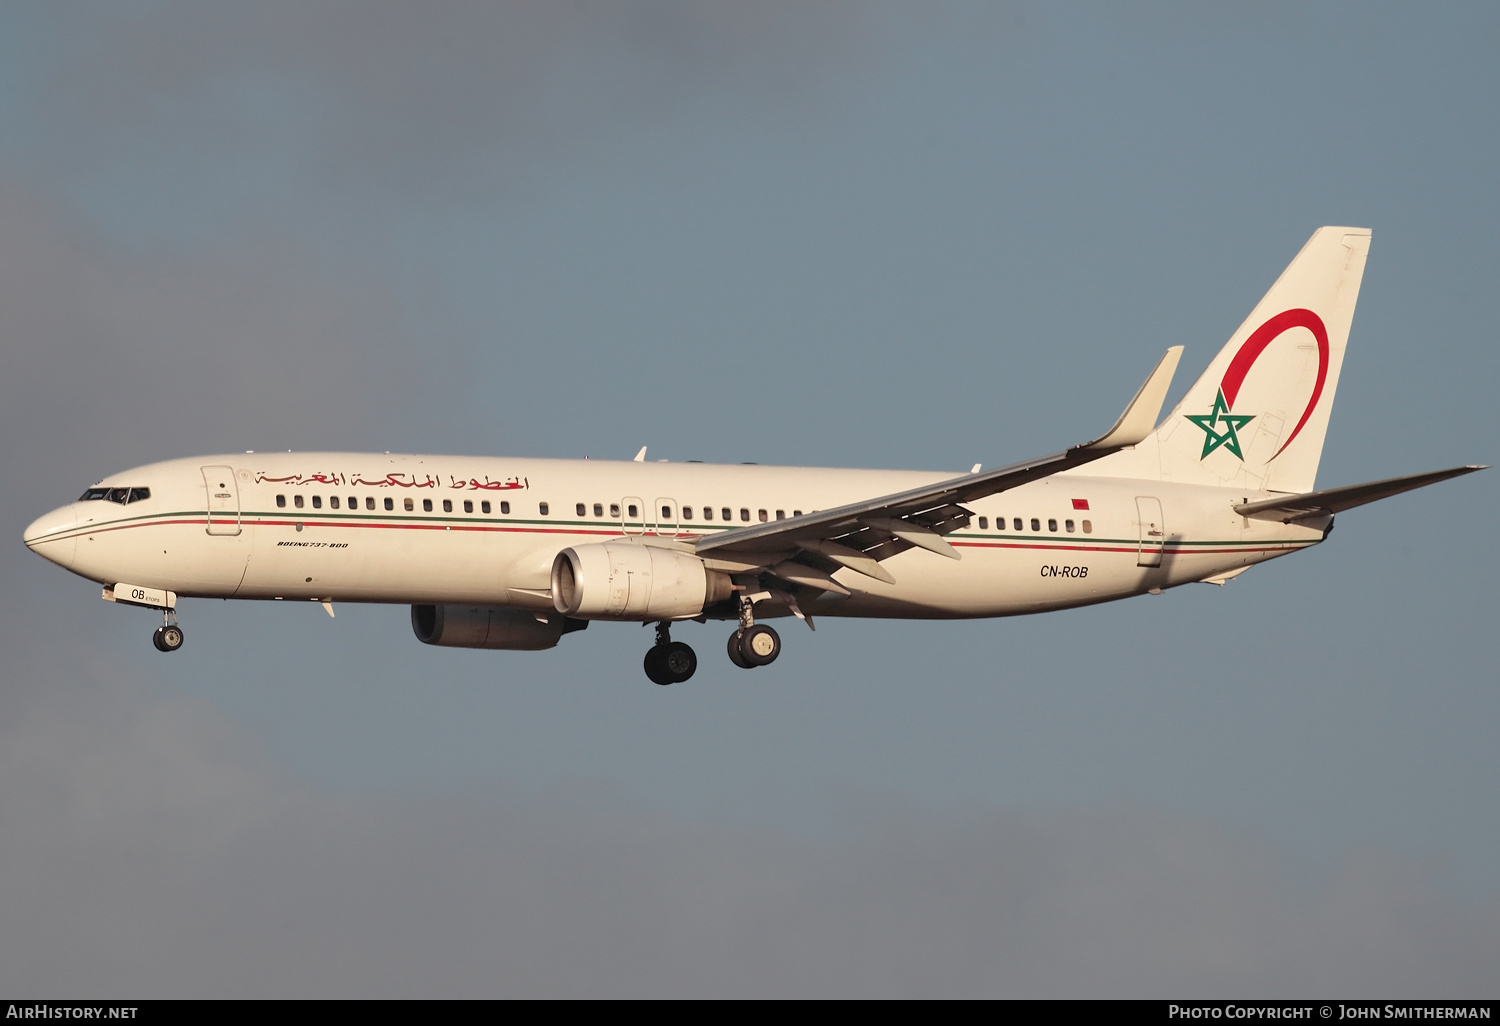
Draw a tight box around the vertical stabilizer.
[1111,227,1371,494]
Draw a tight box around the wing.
[694,347,1183,589]
[1233,465,1486,523]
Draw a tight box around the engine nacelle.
[411,605,587,650]
[552,542,732,619]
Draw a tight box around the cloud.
[0,665,1494,998]
[37,1,882,198]
[0,168,421,696]
[0,172,416,483]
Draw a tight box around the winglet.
[633,446,647,462]
[1081,346,1183,450]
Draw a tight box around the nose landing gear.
[151,610,184,652]
[644,621,696,685]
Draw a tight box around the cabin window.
[464,500,473,513]
[500,501,510,514]
[740,508,750,522]
[365,497,375,510]
[683,506,693,519]
[443,499,453,513]
[1013,518,1023,531]
[312,495,322,509]
[978,517,988,530]
[627,504,637,517]
[1065,519,1075,533]
[758,509,768,522]
[793,510,802,517]
[329,496,339,509]
[105,488,129,503]
[348,496,357,509]
[703,507,713,521]
[539,502,550,516]
[576,503,586,517]
[1030,518,1040,532]
[276,495,286,508]
[481,500,491,514]
[1082,520,1092,534]
[404,498,414,512]
[127,488,150,503]
[594,503,604,517]
[294,495,305,509]
[776,510,785,520]
[657,505,668,519]
[609,503,620,518]
[385,497,394,511]
[421,499,431,512]
[722,507,731,521]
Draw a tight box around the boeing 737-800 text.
[23,228,1484,683]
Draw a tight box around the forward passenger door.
[202,465,241,536]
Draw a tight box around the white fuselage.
[23,453,1324,620]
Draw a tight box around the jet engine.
[552,542,732,619]
[411,604,587,650]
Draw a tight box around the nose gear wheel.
[152,624,184,652]
[151,607,184,652]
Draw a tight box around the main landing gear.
[151,609,184,653]
[727,593,780,670]
[642,596,783,684]
[644,621,697,686]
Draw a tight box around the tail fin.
[1133,227,1371,494]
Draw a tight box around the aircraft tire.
[663,641,697,683]
[727,630,754,669]
[738,624,780,667]
[644,645,673,685]
[155,625,184,652]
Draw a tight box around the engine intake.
[411,605,587,650]
[552,542,732,619]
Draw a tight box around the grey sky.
[1,1,1496,996]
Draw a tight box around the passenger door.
[202,465,241,536]
[621,496,645,535]
[1135,496,1164,568]
[652,498,678,538]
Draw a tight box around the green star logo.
[1185,389,1256,460]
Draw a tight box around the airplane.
[22,227,1485,684]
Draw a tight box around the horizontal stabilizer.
[1234,465,1486,522]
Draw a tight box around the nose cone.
[24,505,78,569]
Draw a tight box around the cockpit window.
[78,486,151,504]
